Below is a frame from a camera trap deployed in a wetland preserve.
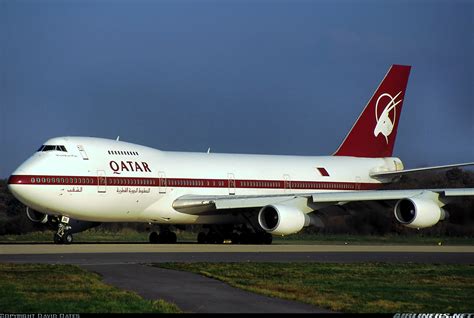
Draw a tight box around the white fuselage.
[8,136,402,224]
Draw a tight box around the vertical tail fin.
[333,64,411,158]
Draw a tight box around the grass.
[156,262,474,313]
[1,229,473,245]
[0,263,181,313]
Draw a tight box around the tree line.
[1,168,473,236]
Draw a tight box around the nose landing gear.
[53,216,73,245]
[50,216,100,245]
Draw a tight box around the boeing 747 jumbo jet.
[8,65,474,244]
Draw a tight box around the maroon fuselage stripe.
[8,175,382,191]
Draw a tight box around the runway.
[1,244,473,313]
[1,243,474,264]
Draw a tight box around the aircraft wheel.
[63,232,74,245]
[53,233,63,244]
[149,232,159,244]
[231,233,241,244]
[214,235,224,244]
[166,232,177,244]
[206,233,215,244]
[157,231,177,244]
[208,232,224,244]
[262,233,273,245]
[239,233,249,244]
[197,232,206,244]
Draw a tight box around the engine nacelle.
[258,204,309,236]
[394,196,447,229]
[26,207,48,224]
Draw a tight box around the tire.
[246,233,258,244]
[167,232,177,244]
[262,233,273,245]
[239,233,250,245]
[213,235,224,244]
[197,232,206,244]
[231,233,241,244]
[149,232,159,244]
[53,233,63,244]
[63,232,73,245]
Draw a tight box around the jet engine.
[26,207,48,224]
[258,204,310,236]
[394,196,447,229]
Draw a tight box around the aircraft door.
[355,176,361,190]
[77,145,89,160]
[158,171,167,194]
[283,174,291,193]
[228,173,236,195]
[97,170,107,193]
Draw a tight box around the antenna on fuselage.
[207,147,211,154]
[116,136,120,141]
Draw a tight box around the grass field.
[0,263,181,313]
[1,229,473,245]
[156,262,474,313]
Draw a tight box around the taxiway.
[1,244,473,313]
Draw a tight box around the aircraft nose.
[8,174,28,200]
[7,158,38,205]
[7,172,45,212]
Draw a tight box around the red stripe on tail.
[333,65,411,158]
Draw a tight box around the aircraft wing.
[172,188,474,215]
[172,193,305,214]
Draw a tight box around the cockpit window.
[43,145,57,151]
[37,145,68,152]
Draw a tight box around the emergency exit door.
[228,173,236,195]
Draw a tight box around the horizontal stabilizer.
[370,162,474,182]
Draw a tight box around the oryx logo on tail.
[333,64,411,158]
[374,91,402,143]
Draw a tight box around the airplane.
[7,64,474,244]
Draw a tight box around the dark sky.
[1,0,473,178]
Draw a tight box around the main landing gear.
[197,225,273,245]
[149,225,177,244]
[146,224,273,245]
